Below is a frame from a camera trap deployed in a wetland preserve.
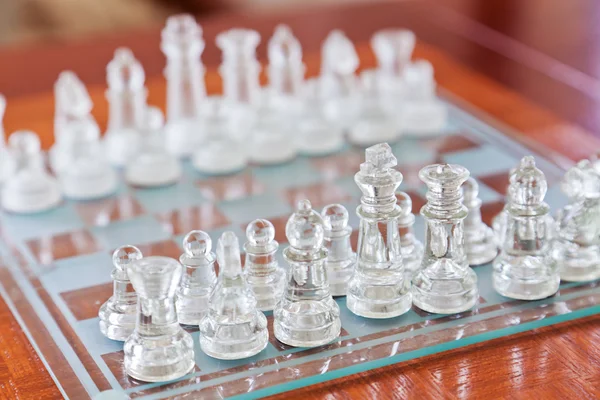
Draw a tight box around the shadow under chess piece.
[274,199,341,347]
[200,231,268,359]
[321,204,355,296]
[175,230,217,326]
[244,219,286,311]
[412,164,479,314]
[347,144,412,318]
[99,246,142,341]
[1,131,62,214]
[462,178,497,265]
[396,191,424,279]
[125,106,182,187]
[124,256,195,382]
[493,156,560,300]
[551,159,600,281]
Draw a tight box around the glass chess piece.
[316,30,360,131]
[396,191,424,279]
[124,256,195,382]
[0,94,16,184]
[462,177,498,265]
[347,144,412,318]
[176,230,217,325]
[199,231,268,359]
[412,163,479,314]
[493,156,560,300]
[401,60,448,136]
[58,118,118,200]
[274,199,341,347]
[192,97,248,175]
[243,219,286,311]
[104,48,146,167]
[161,14,206,156]
[491,168,516,248]
[1,131,62,214]
[99,246,143,341]
[125,106,182,187]
[50,71,100,174]
[550,159,600,281]
[370,29,416,97]
[321,204,355,296]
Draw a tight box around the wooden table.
[1,0,600,398]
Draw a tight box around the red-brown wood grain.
[0,1,599,399]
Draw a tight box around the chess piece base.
[402,100,447,137]
[552,240,600,282]
[165,119,202,158]
[98,298,136,341]
[192,143,247,176]
[126,153,181,187]
[62,165,118,200]
[412,265,479,314]
[274,298,341,347]
[297,122,345,157]
[245,269,286,311]
[465,225,498,266]
[493,255,560,300]
[347,279,412,318]
[104,129,141,167]
[348,117,399,148]
[2,172,62,214]
[124,330,195,382]
[199,313,269,360]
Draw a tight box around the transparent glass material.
[1,131,62,214]
[243,219,286,311]
[396,191,424,279]
[161,14,206,156]
[551,160,600,281]
[347,144,412,318]
[274,200,341,347]
[53,71,94,143]
[268,24,305,97]
[125,106,182,187]
[199,231,268,359]
[0,94,15,184]
[175,231,216,326]
[99,246,142,341]
[124,256,195,382]
[103,48,145,167]
[462,178,497,266]
[493,156,560,300]
[321,204,356,296]
[412,164,479,314]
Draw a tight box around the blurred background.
[0,0,368,45]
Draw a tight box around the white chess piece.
[162,14,206,156]
[1,131,62,213]
[58,118,118,200]
[0,94,16,184]
[104,48,145,166]
[125,106,182,187]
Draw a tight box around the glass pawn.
[243,219,286,311]
[321,204,355,296]
[161,14,206,156]
[462,178,498,265]
[274,199,341,347]
[493,156,559,300]
[551,159,600,281]
[200,231,268,359]
[99,246,143,341]
[396,192,424,279]
[124,256,195,382]
[412,164,479,314]
[125,106,182,187]
[347,144,412,318]
[176,230,217,326]
[1,131,62,214]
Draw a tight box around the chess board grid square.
[90,215,171,251]
[443,144,521,177]
[133,181,209,214]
